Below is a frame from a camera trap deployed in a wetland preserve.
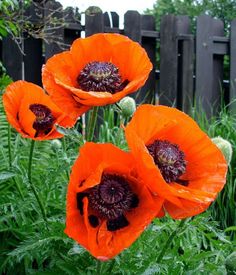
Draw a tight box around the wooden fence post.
[23,2,43,85]
[159,15,191,108]
[85,7,104,36]
[124,11,141,43]
[230,19,236,113]
[44,0,64,60]
[195,15,224,116]
[177,16,194,114]
[63,7,82,48]
[2,35,23,81]
[140,14,157,103]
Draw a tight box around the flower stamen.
[77,174,139,232]
[29,104,54,135]
[77,61,128,93]
[147,140,186,183]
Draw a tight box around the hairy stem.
[28,140,48,225]
[86,106,99,141]
[7,124,12,167]
[96,260,102,275]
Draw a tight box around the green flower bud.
[211,137,233,165]
[51,139,62,151]
[118,96,136,118]
[225,251,236,273]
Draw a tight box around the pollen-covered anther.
[29,104,54,133]
[77,61,127,93]
[147,140,187,183]
[88,174,138,220]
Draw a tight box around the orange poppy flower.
[42,33,152,118]
[125,104,227,219]
[65,142,164,260]
[3,80,79,140]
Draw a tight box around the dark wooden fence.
[1,0,236,116]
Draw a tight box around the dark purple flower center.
[147,140,187,183]
[76,173,139,232]
[77,61,128,93]
[29,104,54,136]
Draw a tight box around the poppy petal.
[125,104,227,218]
[3,81,77,140]
[42,33,152,112]
[65,142,164,259]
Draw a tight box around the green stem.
[156,219,187,263]
[28,140,48,225]
[8,125,24,199]
[86,106,99,142]
[61,137,69,179]
[96,260,102,275]
[8,124,12,168]
[106,259,115,273]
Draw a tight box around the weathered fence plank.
[141,15,156,103]
[64,7,81,47]
[24,2,43,85]
[196,15,224,116]
[124,11,141,43]
[176,16,193,114]
[179,34,194,114]
[159,15,178,106]
[159,15,191,107]
[2,36,23,81]
[230,19,236,113]
[44,0,64,60]
[24,35,43,85]
[85,7,104,36]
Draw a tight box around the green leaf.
[0,171,16,181]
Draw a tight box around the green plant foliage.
[0,76,235,273]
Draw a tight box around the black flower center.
[29,104,54,135]
[147,140,186,183]
[77,61,128,93]
[88,174,137,219]
[76,174,139,232]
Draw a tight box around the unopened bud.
[118,96,136,118]
[51,139,62,151]
[211,137,233,165]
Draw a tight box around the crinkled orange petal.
[42,66,90,120]
[125,104,227,218]
[164,199,211,219]
[65,142,164,259]
[125,127,183,208]
[3,81,76,140]
[42,33,152,109]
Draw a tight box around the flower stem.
[8,124,12,167]
[28,140,48,224]
[8,125,24,199]
[106,259,115,273]
[86,106,99,141]
[156,219,187,263]
[96,260,102,275]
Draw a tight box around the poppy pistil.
[29,104,54,134]
[77,61,127,93]
[147,140,187,183]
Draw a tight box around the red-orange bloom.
[3,80,77,140]
[65,142,164,260]
[125,104,227,219]
[42,33,152,119]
